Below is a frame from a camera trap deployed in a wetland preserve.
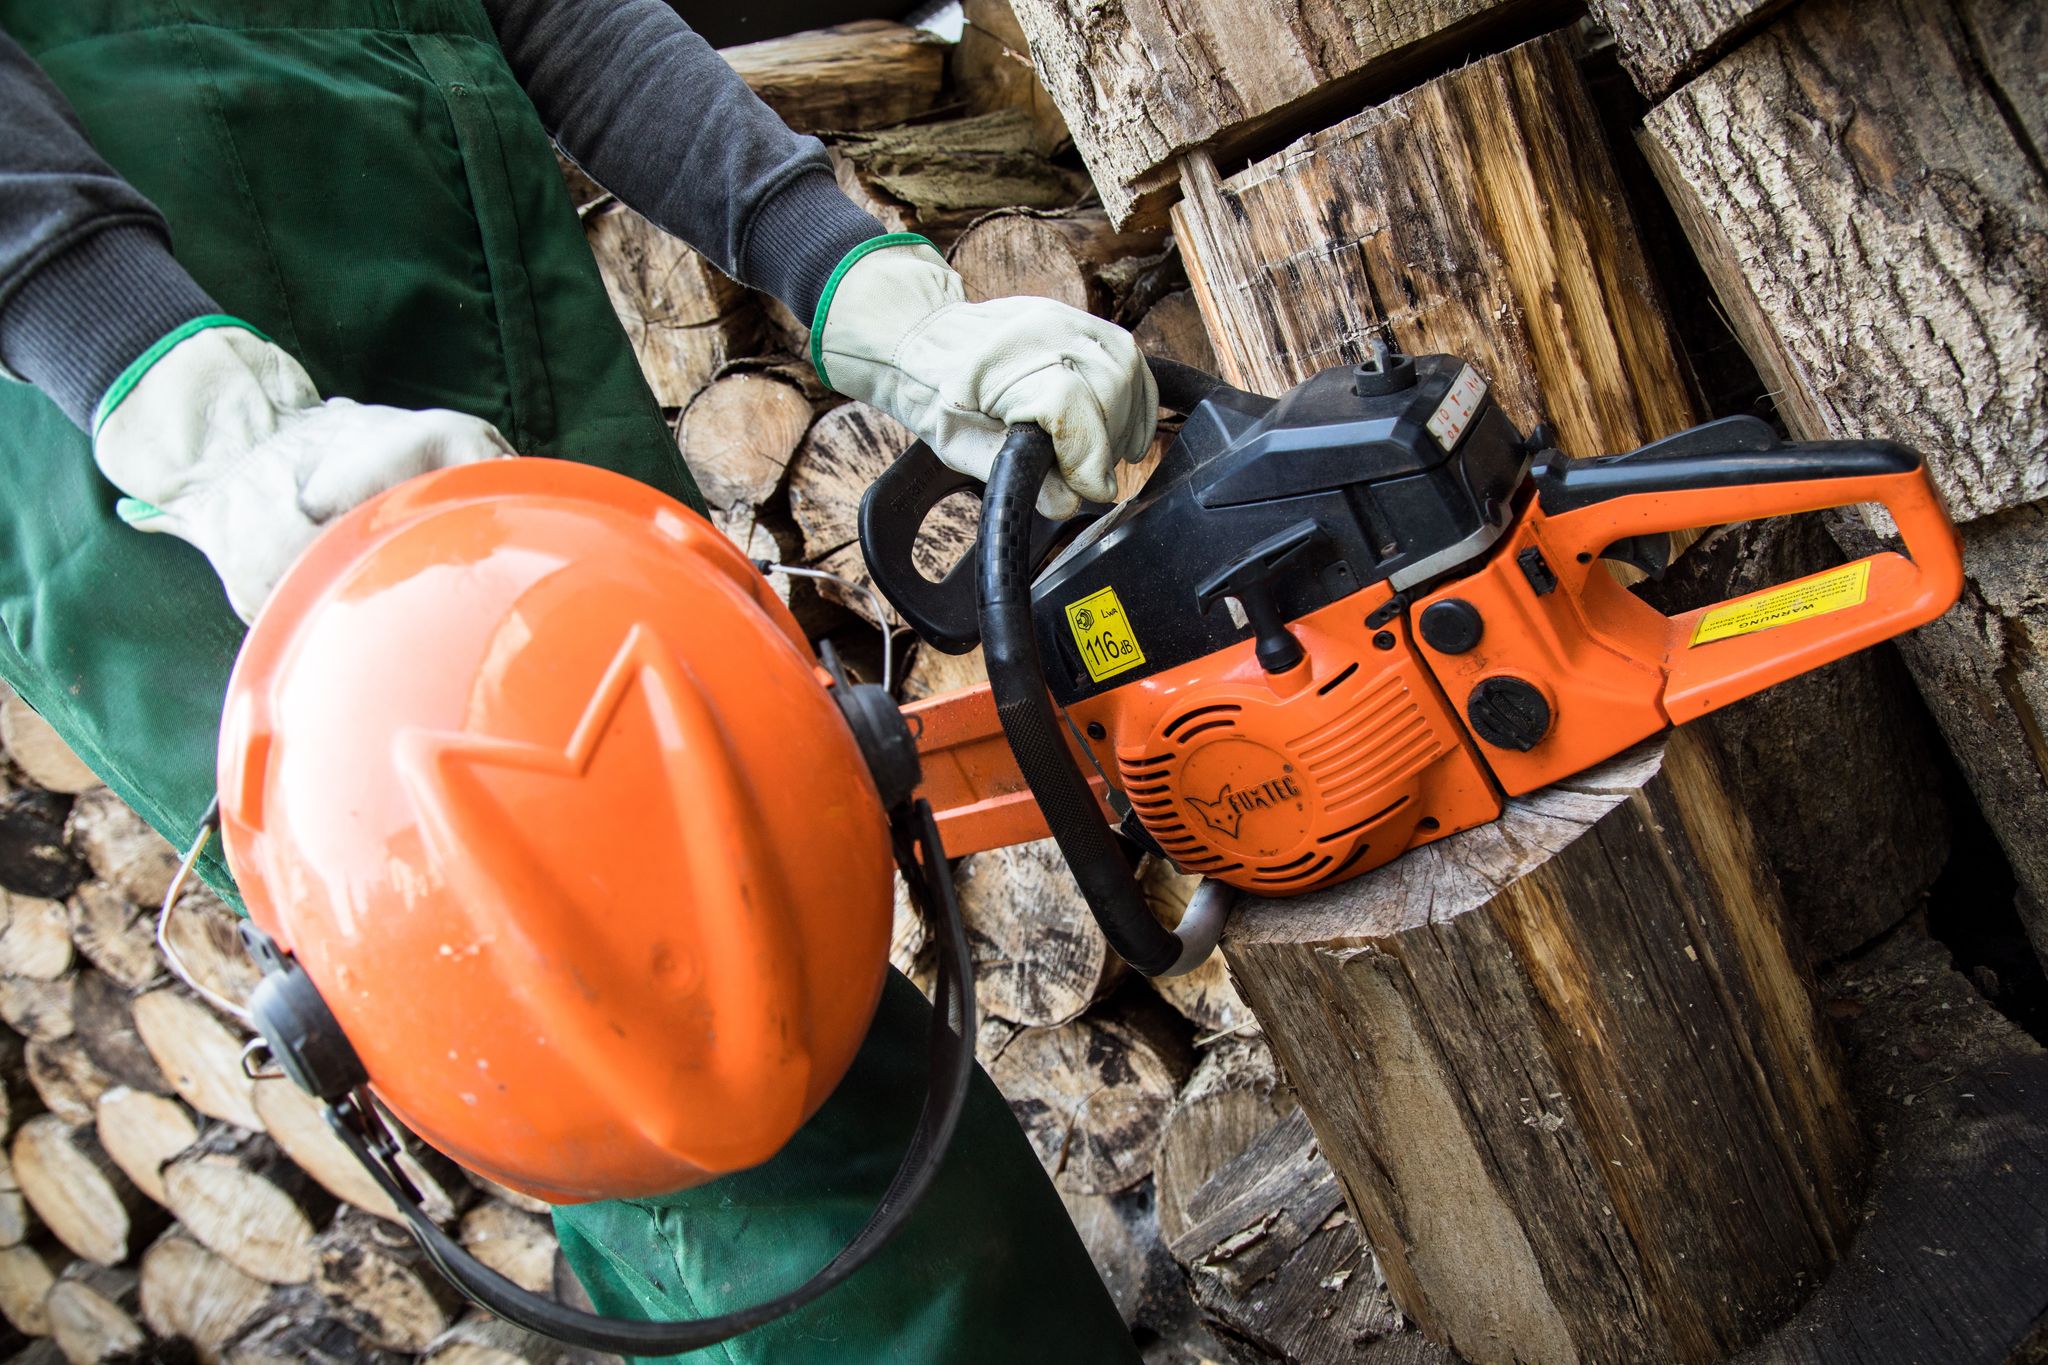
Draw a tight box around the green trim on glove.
[808,233,936,390]
[92,315,271,435]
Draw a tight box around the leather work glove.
[812,236,1158,518]
[93,318,513,623]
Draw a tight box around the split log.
[1223,732,1862,1364]
[162,1128,339,1285]
[45,1263,144,1364]
[95,1088,198,1209]
[582,203,764,407]
[948,209,1168,318]
[1153,1036,1294,1250]
[24,1036,117,1127]
[954,0,1070,154]
[0,792,89,901]
[312,1208,466,1352]
[1140,863,1251,1037]
[1641,0,2046,525]
[251,1080,466,1227]
[0,694,99,795]
[676,363,819,513]
[956,840,1123,1028]
[139,1230,274,1364]
[0,1146,29,1247]
[1174,29,1695,457]
[0,1239,63,1335]
[0,893,75,980]
[70,972,169,1097]
[982,992,1192,1195]
[827,111,1090,248]
[66,885,160,992]
[0,974,75,1042]
[63,792,178,910]
[788,401,978,627]
[1007,0,1533,225]
[11,1116,166,1267]
[721,20,944,134]
[1057,1182,1207,1345]
[425,1313,570,1365]
[226,1293,406,1365]
[131,988,261,1132]
[457,1202,557,1295]
[1582,0,1785,98]
[1131,290,1218,377]
[155,886,261,1012]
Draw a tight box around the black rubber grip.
[977,425,1183,976]
[1534,415,1924,513]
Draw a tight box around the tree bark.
[1223,732,1862,1365]
[24,1035,117,1127]
[250,1080,467,1228]
[0,793,88,902]
[1582,0,1790,98]
[582,203,764,408]
[45,1262,145,1364]
[1639,0,2047,525]
[162,1128,339,1286]
[155,886,261,1012]
[676,363,820,514]
[131,988,262,1132]
[94,1086,199,1208]
[1007,0,1549,225]
[226,1292,407,1365]
[720,20,945,134]
[0,694,99,795]
[312,1208,467,1353]
[948,209,1168,318]
[63,792,178,911]
[71,971,169,1097]
[11,1116,166,1267]
[65,884,161,993]
[139,1229,275,1364]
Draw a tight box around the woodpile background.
[2,2,2043,1363]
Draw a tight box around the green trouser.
[0,5,1137,1360]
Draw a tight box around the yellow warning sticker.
[1066,585,1147,683]
[1690,560,1872,647]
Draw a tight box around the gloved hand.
[92,319,513,623]
[813,236,1157,518]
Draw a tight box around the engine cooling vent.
[1116,739,1242,877]
[1289,674,1441,815]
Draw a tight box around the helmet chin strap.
[313,796,975,1355]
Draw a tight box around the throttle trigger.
[1600,532,1674,580]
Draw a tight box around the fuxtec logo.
[1185,774,1304,841]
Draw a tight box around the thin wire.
[767,563,899,695]
[156,802,253,1027]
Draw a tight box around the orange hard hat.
[216,460,895,1203]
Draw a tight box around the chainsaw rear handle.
[978,423,1204,977]
[1533,416,1964,723]
[861,355,1229,654]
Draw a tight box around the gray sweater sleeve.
[481,0,885,320]
[0,29,220,429]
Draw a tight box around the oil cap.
[1467,677,1551,751]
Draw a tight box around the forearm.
[0,29,217,429]
[482,0,883,321]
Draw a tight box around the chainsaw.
[861,348,1964,976]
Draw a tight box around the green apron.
[0,5,1138,1360]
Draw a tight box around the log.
[63,792,178,911]
[582,203,764,407]
[0,1239,63,1335]
[0,892,75,980]
[982,992,1192,1195]
[1223,732,1862,1364]
[138,1229,274,1364]
[955,840,1124,1028]
[675,363,819,513]
[71,972,168,1097]
[1007,0,1542,225]
[154,886,261,1012]
[1140,863,1251,1037]
[1153,1035,1294,1249]
[720,20,944,134]
[95,1087,200,1208]
[1057,1182,1210,1347]
[251,1080,467,1227]
[948,209,1168,318]
[1130,289,1218,377]
[24,1036,117,1127]
[0,974,75,1042]
[826,110,1090,248]
[226,1293,406,1365]
[162,1128,339,1285]
[0,1032,39,1138]
[312,1208,466,1352]
[131,989,261,1132]
[1174,29,1696,457]
[788,401,977,626]
[461,1171,551,1220]
[1582,0,1787,98]
[456,1202,557,1296]
[0,694,99,795]
[45,1263,144,1364]
[11,1116,166,1267]
[954,0,1070,154]
[1640,0,2046,524]
[66,885,161,992]
[424,1312,570,1365]
[0,1145,30,1247]
[0,792,89,901]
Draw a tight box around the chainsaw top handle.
[860,356,1227,654]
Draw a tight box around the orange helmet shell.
[218,461,893,1204]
